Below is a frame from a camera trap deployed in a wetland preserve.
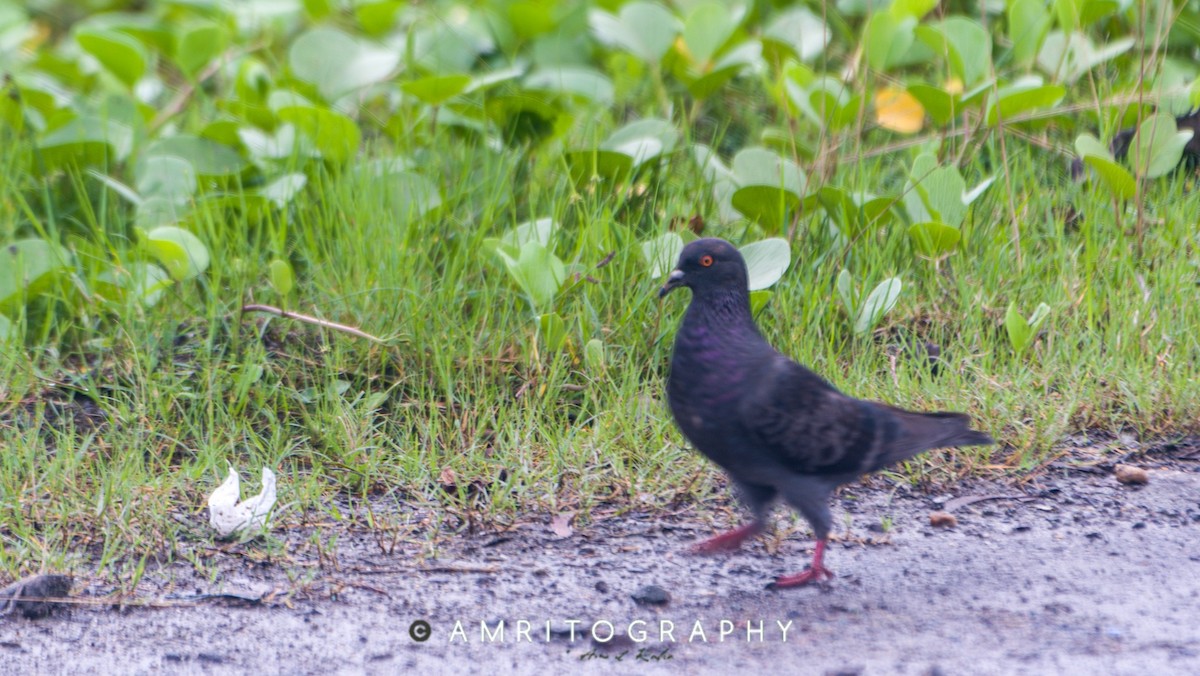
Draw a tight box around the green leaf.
[354,166,441,221]
[135,155,196,204]
[140,226,211,281]
[94,262,172,307]
[39,116,135,168]
[864,13,916,72]
[1036,31,1134,84]
[143,135,247,176]
[584,338,606,372]
[739,238,791,290]
[524,67,615,106]
[915,17,991,86]
[564,149,635,185]
[278,106,361,163]
[906,84,959,126]
[984,78,1065,126]
[855,278,903,335]
[0,314,15,343]
[641,232,684,279]
[288,27,401,101]
[589,2,681,64]
[261,173,308,207]
[1008,0,1052,68]
[401,75,472,106]
[681,2,736,67]
[1129,113,1195,179]
[904,155,968,228]
[485,218,558,255]
[1005,302,1049,354]
[0,239,72,309]
[1076,134,1135,199]
[538,312,567,352]
[268,258,295,295]
[76,29,147,87]
[762,7,829,63]
[175,22,227,78]
[496,242,565,313]
[908,221,962,258]
[748,290,772,315]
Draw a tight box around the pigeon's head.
[659,238,748,298]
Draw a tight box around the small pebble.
[1114,464,1149,485]
[929,511,958,528]
[631,584,670,607]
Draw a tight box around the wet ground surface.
[3,453,1200,675]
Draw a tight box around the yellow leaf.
[874,87,925,134]
[944,77,964,95]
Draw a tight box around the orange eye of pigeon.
[699,255,714,267]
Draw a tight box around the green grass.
[2,2,1199,586]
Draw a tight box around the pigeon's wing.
[737,355,902,476]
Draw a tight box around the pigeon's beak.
[658,269,685,297]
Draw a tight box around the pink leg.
[767,539,835,589]
[688,523,760,555]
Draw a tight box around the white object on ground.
[207,465,277,537]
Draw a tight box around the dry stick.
[241,304,387,344]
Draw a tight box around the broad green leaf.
[76,29,146,87]
[864,13,916,72]
[732,147,805,194]
[1076,134,1135,198]
[95,262,172,307]
[749,289,772,315]
[904,156,967,227]
[39,116,135,167]
[762,7,829,63]
[908,221,961,258]
[538,312,567,352]
[1008,0,1052,68]
[495,242,565,313]
[486,218,558,254]
[740,238,791,291]
[681,3,735,67]
[641,232,683,279]
[268,258,294,295]
[135,155,195,203]
[564,149,634,185]
[915,17,991,86]
[401,75,472,106]
[1129,113,1195,178]
[261,173,308,207]
[355,168,441,221]
[524,67,614,106]
[584,338,605,372]
[855,278,902,335]
[0,239,72,308]
[278,106,361,163]
[602,117,679,165]
[140,226,211,281]
[731,186,803,232]
[985,78,1065,126]
[143,135,246,176]
[288,27,400,101]
[589,2,681,64]
[1004,302,1031,353]
[1036,31,1134,84]
[175,22,227,78]
[906,84,959,125]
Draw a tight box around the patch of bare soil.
[2,449,1199,675]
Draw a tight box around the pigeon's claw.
[767,566,835,589]
[766,538,834,590]
[688,523,760,555]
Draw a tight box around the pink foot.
[688,523,760,555]
[767,539,835,589]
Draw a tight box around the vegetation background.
[1,0,1198,585]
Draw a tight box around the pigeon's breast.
[667,324,756,444]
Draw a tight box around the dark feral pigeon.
[659,238,993,589]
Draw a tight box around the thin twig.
[240,304,387,344]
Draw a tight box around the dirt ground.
[3,440,1199,675]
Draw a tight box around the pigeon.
[659,238,993,589]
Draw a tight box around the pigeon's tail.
[879,409,994,467]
